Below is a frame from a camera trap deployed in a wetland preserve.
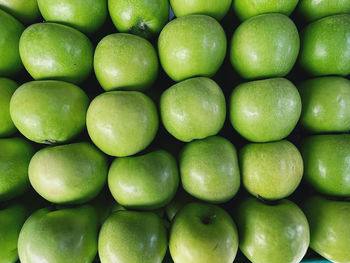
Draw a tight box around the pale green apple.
[86,91,158,157]
[108,0,169,38]
[98,210,167,263]
[18,205,99,263]
[230,13,300,79]
[235,198,310,263]
[165,189,196,221]
[0,78,18,137]
[301,134,350,197]
[29,142,108,204]
[10,80,89,144]
[0,138,35,202]
[160,77,226,142]
[299,14,350,76]
[298,77,350,133]
[19,22,93,84]
[94,33,158,91]
[0,0,40,24]
[230,78,301,142]
[169,202,238,263]
[158,15,226,81]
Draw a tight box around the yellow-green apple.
[165,189,196,221]
[0,0,40,24]
[0,78,17,137]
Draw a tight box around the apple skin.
[300,134,350,197]
[298,77,350,133]
[10,80,89,144]
[169,202,238,263]
[37,0,107,34]
[28,142,108,204]
[18,205,99,263]
[0,78,18,137]
[0,138,35,202]
[235,198,310,263]
[230,78,301,142]
[240,140,303,200]
[165,190,196,221]
[87,91,158,157]
[160,77,226,142]
[98,210,167,263]
[108,150,179,210]
[230,13,299,79]
[108,0,169,39]
[158,15,226,82]
[0,9,24,77]
[303,195,350,263]
[0,0,40,24]
[94,33,158,91]
[180,136,240,203]
[170,0,232,20]
[299,14,350,76]
[19,22,93,84]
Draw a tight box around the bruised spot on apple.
[0,78,18,137]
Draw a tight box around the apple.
[235,198,310,263]
[10,80,89,144]
[233,0,299,21]
[86,91,159,157]
[108,0,169,39]
[165,189,197,222]
[108,149,179,210]
[0,0,40,24]
[19,22,93,84]
[0,138,35,202]
[240,140,303,200]
[28,142,108,204]
[299,14,350,76]
[230,13,300,79]
[0,9,24,77]
[98,210,167,263]
[94,33,158,91]
[160,77,226,142]
[37,0,107,34]
[158,15,226,81]
[179,136,240,203]
[169,202,238,263]
[170,0,232,20]
[0,78,18,137]
[230,78,301,142]
[298,77,350,133]
[300,134,350,197]
[18,205,99,263]
[303,195,350,263]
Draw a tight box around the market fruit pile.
[1,0,350,262]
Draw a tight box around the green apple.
[230,13,300,79]
[158,15,226,81]
[86,91,158,157]
[19,22,93,84]
[300,134,350,197]
[99,210,167,263]
[18,205,99,263]
[108,0,169,39]
[29,142,108,204]
[94,33,158,91]
[10,80,89,144]
[169,202,238,263]
[230,78,301,142]
[240,140,303,200]
[0,78,17,137]
[299,14,350,76]
[179,136,240,203]
[170,0,232,20]
[165,189,196,221]
[298,77,350,133]
[108,149,179,209]
[233,0,299,21]
[235,198,310,263]
[0,0,40,24]
[37,0,107,34]
[0,9,24,77]
[303,195,350,263]
[0,138,35,202]
[160,77,226,142]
